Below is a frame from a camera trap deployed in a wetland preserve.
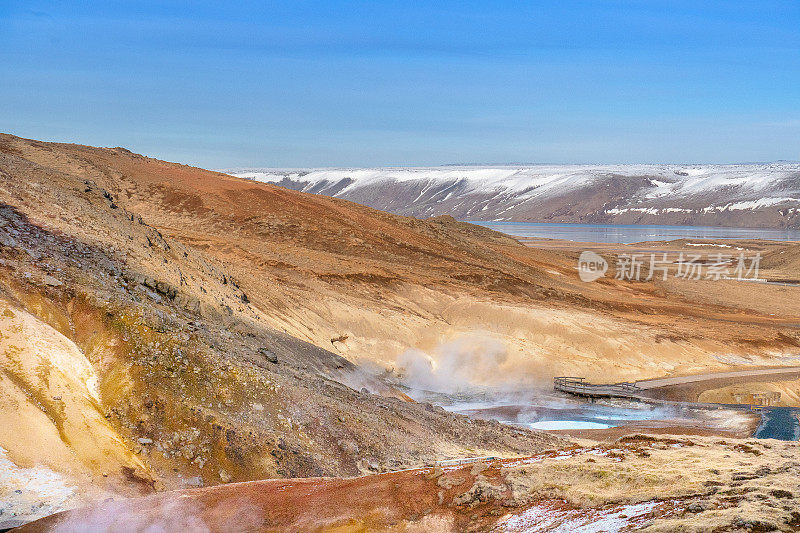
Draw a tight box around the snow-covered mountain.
[226,164,800,228]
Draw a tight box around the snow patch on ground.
[498,499,669,532]
[720,197,798,210]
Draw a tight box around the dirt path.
[636,367,800,390]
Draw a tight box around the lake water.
[470,222,800,244]
[754,407,800,441]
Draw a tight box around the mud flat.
[552,416,760,441]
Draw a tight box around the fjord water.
[754,407,800,440]
[471,222,800,244]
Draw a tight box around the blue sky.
[1,1,799,167]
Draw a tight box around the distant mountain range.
[227,164,800,228]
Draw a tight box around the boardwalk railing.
[554,376,642,399]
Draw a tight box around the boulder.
[259,348,278,364]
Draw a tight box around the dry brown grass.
[501,435,800,531]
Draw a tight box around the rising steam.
[394,333,511,393]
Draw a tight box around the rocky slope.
[229,164,800,229]
[0,135,564,527]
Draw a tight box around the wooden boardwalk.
[553,376,643,400]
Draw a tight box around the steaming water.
[527,420,613,430]
[471,222,800,244]
[405,387,680,431]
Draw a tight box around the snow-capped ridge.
[226,163,800,229]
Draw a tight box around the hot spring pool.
[526,420,615,430]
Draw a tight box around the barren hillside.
[3,134,800,384]
[0,134,565,527]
